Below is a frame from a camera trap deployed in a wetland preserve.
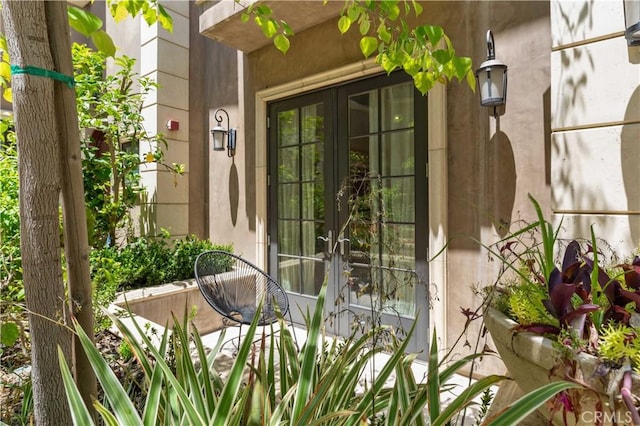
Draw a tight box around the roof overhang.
[200,1,343,52]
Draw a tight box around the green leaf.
[281,21,294,36]
[291,278,329,421]
[68,6,103,37]
[0,322,19,346]
[73,319,143,425]
[359,36,378,58]
[377,23,392,44]
[424,24,444,46]
[0,62,11,81]
[58,347,96,426]
[427,331,441,423]
[241,12,250,23]
[451,56,473,80]
[260,18,278,38]
[359,16,371,35]
[466,68,476,91]
[413,71,436,95]
[157,4,174,32]
[91,30,116,57]
[338,16,352,34]
[432,49,453,65]
[412,0,424,16]
[212,300,262,424]
[143,7,157,27]
[274,34,290,53]
[487,381,581,426]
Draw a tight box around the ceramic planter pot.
[484,307,640,425]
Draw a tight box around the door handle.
[337,236,350,256]
[318,230,333,254]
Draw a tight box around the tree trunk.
[45,1,97,413]
[2,1,72,424]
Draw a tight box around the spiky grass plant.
[57,277,577,425]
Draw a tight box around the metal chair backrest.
[194,250,289,326]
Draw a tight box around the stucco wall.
[550,0,640,256]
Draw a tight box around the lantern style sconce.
[624,0,640,46]
[211,108,237,157]
[475,30,508,118]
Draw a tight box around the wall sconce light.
[475,30,508,118]
[211,108,237,157]
[624,0,640,46]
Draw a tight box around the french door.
[268,72,429,354]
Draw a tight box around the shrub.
[90,233,232,331]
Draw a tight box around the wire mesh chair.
[194,250,296,346]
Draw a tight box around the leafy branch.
[238,0,475,95]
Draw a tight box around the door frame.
[254,59,449,349]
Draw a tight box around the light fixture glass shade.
[476,60,508,107]
[625,0,640,45]
[211,126,226,151]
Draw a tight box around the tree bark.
[2,1,72,424]
[45,1,97,413]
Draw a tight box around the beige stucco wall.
[550,0,640,256]
[107,2,191,240]
[194,1,552,375]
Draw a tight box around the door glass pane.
[278,110,298,146]
[301,143,323,180]
[278,183,299,219]
[381,178,415,222]
[302,104,324,142]
[278,220,300,256]
[381,131,414,176]
[347,81,416,317]
[278,146,299,182]
[382,84,414,131]
[301,182,323,219]
[349,92,378,136]
[275,103,325,297]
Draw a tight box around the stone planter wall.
[485,308,640,426]
[112,279,225,335]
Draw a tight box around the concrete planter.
[111,279,226,335]
[484,307,640,425]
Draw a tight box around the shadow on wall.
[486,129,516,238]
[229,162,239,226]
[622,85,640,239]
[139,191,157,237]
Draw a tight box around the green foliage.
[241,3,293,54]
[598,323,640,371]
[116,341,134,361]
[240,0,474,95]
[108,0,173,33]
[503,279,558,327]
[73,43,184,246]
[68,6,116,57]
[90,234,232,331]
[91,233,232,291]
[0,34,11,103]
[337,0,474,95]
[60,275,576,425]
[0,120,25,352]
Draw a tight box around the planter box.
[485,307,640,426]
[112,279,226,335]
